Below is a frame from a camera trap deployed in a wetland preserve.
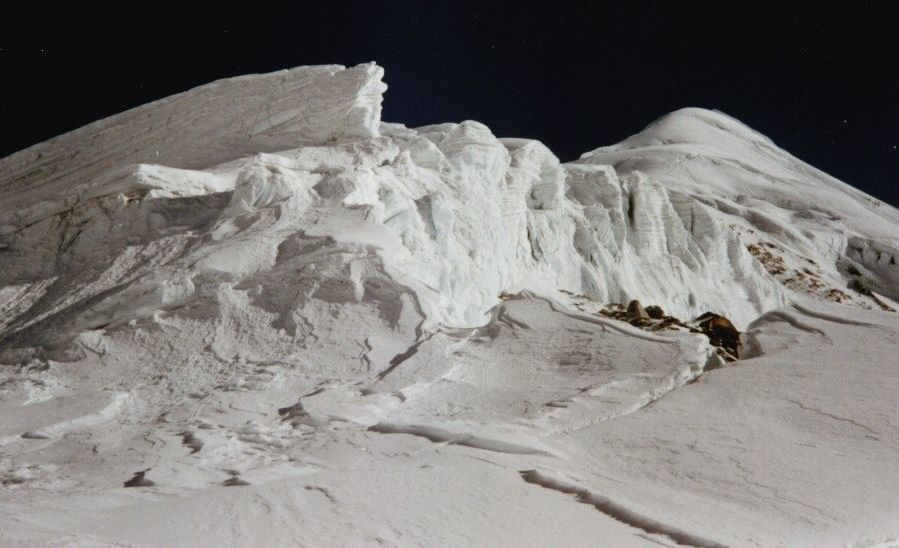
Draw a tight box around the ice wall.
[2,64,897,359]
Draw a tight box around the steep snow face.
[0,63,386,220]
[581,108,899,304]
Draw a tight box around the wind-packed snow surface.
[1,63,898,547]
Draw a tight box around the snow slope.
[1,63,897,547]
[580,108,899,305]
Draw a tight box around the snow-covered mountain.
[1,63,897,547]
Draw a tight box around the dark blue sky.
[2,2,897,206]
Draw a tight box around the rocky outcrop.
[597,301,741,362]
[695,312,741,360]
[626,300,649,321]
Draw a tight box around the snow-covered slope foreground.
[1,64,897,547]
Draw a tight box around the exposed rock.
[849,279,872,296]
[598,303,626,320]
[123,470,155,488]
[848,279,896,312]
[598,302,693,333]
[695,312,741,360]
[626,300,649,321]
[826,288,851,303]
[597,302,742,363]
[223,471,252,487]
[747,242,787,275]
[747,241,869,310]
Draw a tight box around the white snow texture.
[1,63,897,547]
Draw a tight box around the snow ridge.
[0,63,385,220]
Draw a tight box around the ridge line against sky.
[1,2,896,206]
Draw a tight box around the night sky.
[2,2,897,206]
